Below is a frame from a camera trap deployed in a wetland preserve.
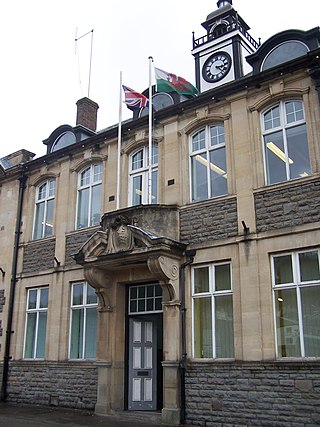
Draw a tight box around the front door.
[127,283,163,411]
[128,317,158,410]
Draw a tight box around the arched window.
[33,178,55,239]
[262,100,311,185]
[190,124,227,202]
[129,144,158,206]
[76,163,102,229]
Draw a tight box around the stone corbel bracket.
[147,255,180,303]
[84,266,114,311]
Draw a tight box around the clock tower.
[192,0,259,92]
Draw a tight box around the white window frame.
[272,248,320,358]
[192,262,234,359]
[128,144,158,206]
[189,124,227,202]
[69,282,98,360]
[32,178,55,239]
[76,162,102,229]
[261,99,310,185]
[23,287,49,359]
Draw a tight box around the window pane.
[91,184,101,226]
[301,286,320,357]
[274,255,293,285]
[77,187,89,228]
[287,124,311,179]
[132,175,142,205]
[147,298,153,311]
[151,144,158,165]
[84,308,97,358]
[209,146,227,197]
[285,101,304,124]
[155,297,162,311]
[210,125,224,146]
[38,182,47,200]
[80,168,90,186]
[215,264,231,291]
[24,312,36,358]
[192,129,205,152]
[130,299,137,313]
[35,311,47,358]
[299,251,320,282]
[194,267,209,293]
[48,179,55,197]
[28,289,38,310]
[44,198,54,237]
[147,286,154,298]
[132,150,143,170]
[87,285,97,304]
[191,153,208,201]
[151,169,158,204]
[70,309,84,358]
[264,131,287,184]
[215,295,234,358]
[193,297,212,358]
[264,106,280,130]
[275,288,300,357]
[34,202,45,239]
[73,283,83,306]
[93,163,102,182]
[39,288,48,309]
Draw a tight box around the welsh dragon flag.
[155,67,198,96]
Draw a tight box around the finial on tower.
[217,0,232,8]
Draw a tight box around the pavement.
[0,403,175,427]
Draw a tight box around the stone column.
[161,301,181,425]
[84,268,115,415]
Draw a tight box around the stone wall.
[65,229,98,266]
[255,179,320,233]
[7,361,97,409]
[23,238,56,273]
[185,361,320,426]
[179,197,238,245]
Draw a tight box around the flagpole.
[116,71,122,210]
[148,56,153,205]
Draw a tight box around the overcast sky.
[1,0,319,159]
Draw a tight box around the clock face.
[202,52,232,83]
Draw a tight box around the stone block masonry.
[185,361,320,426]
[65,229,98,266]
[180,197,238,245]
[6,361,98,409]
[254,178,320,233]
[23,239,56,273]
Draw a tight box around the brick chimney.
[76,97,99,132]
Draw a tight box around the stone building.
[0,1,320,425]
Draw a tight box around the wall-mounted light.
[241,221,250,236]
[0,268,5,278]
[54,257,60,267]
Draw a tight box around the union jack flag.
[122,85,149,111]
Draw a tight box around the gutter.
[0,174,27,401]
[179,248,196,425]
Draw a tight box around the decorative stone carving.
[147,255,180,302]
[106,215,134,254]
[84,267,114,310]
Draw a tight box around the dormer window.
[261,41,308,71]
[51,131,76,152]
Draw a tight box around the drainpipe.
[180,248,196,425]
[1,174,27,401]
